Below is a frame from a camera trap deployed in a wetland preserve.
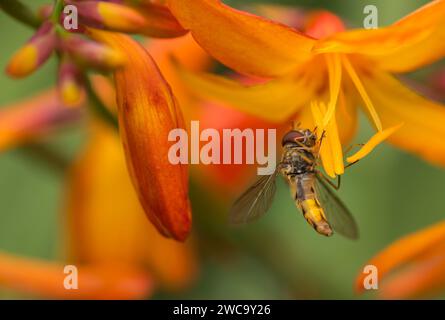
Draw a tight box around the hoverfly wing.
[229,170,278,225]
[315,175,359,239]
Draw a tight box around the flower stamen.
[347,123,404,163]
[342,56,383,132]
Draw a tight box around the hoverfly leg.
[293,139,316,153]
[316,170,341,190]
[344,160,359,170]
[292,143,316,165]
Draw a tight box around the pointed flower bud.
[62,35,126,70]
[6,22,56,78]
[89,29,192,241]
[58,56,85,107]
[73,1,147,33]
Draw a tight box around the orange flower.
[356,221,445,299]
[167,0,445,176]
[0,122,197,299]
[89,30,192,241]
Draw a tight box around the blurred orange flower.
[0,122,197,299]
[356,221,445,299]
[168,0,445,176]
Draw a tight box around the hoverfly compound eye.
[281,130,306,146]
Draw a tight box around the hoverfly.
[229,128,359,239]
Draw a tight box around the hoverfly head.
[281,129,316,148]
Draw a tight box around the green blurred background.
[0,0,444,299]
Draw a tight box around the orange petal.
[355,221,445,294]
[315,0,445,73]
[379,252,445,299]
[137,2,188,38]
[88,30,191,241]
[336,89,358,146]
[253,4,305,29]
[0,89,82,151]
[361,70,445,167]
[175,67,315,123]
[346,123,403,163]
[67,122,197,291]
[166,0,315,77]
[0,251,153,299]
[146,34,212,120]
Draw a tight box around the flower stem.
[0,0,41,29]
[85,77,119,130]
[19,142,70,173]
[51,0,64,24]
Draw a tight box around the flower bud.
[63,35,126,70]
[74,1,147,33]
[58,56,85,107]
[6,22,56,78]
[89,30,192,241]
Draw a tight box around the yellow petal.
[322,54,342,130]
[346,123,403,163]
[315,0,445,73]
[355,220,445,294]
[310,102,336,178]
[336,89,358,146]
[362,70,445,166]
[319,101,344,176]
[166,0,315,77]
[176,67,315,123]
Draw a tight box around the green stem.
[51,0,64,24]
[85,77,119,130]
[0,0,41,29]
[19,142,70,173]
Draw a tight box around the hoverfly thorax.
[280,129,318,176]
